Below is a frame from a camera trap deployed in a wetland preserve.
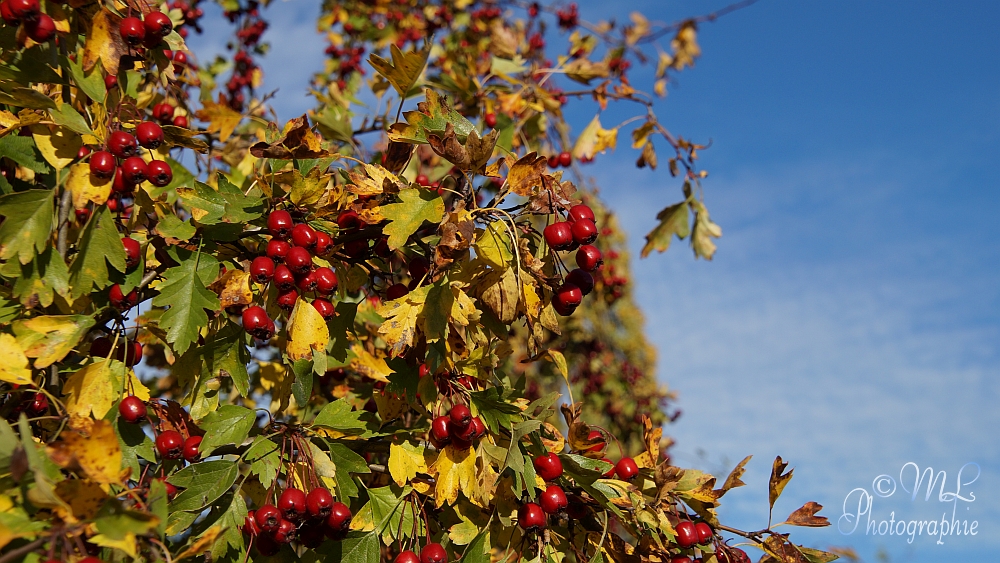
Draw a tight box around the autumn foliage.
[0,1,838,562]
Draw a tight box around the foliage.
[0,1,838,563]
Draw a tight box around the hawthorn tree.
[0,1,841,563]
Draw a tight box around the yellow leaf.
[62,360,117,419]
[66,162,112,209]
[47,420,123,484]
[506,152,547,197]
[431,444,477,507]
[13,315,94,369]
[209,269,253,309]
[373,390,408,422]
[286,297,330,361]
[349,345,392,383]
[257,361,292,413]
[388,441,434,487]
[195,100,242,143]
[691,200,722,260]
[30,124,81,170]
[89,533,137,558]
[52,479,108,523]
[478,267,519,324]
[82,9,127,75]
[572,115,618,161]
[0,334,33,386]
[376,290,426,356]
[176,526,223,560]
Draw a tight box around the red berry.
[183,435,202,462]
[337,209,361,230]
[518,502,546,531]
[120,156,148,184]
[566,269,594,296]
[255,534,280,555]
[119,395,146,423]
[575,245,602,271]
[119,16,145,46]
[108,131,137,159]
[155,430,184,459]
[122,237,141,269]
[147,160,172,187]
[152,102,175,123]
[675,520,698,548]
[267,210,294,238]
[27,393,48,416]
[326,501,352,533]
[670,557,692,563]
[568,204,595,224]
[533,452,563,481]
[104,74,118,90]
[276,289,298,311]
[241,306,272,339]
[172,50,188,67]
[273,264,295,292]
[420,543,447,563]
[415,174,429,185]
[172,114,188,128]
[343,238,369,259]
[587,430,606,453]
[396,551,421,563]
[615,457,639,481]
[571,219,598,245]
[555,282,582,307]
[255,504,282,533]
[90,336,113,357]
[386,283,408,300]
[430,415,451,448]
[314,267,338,295]
[291,223,317,250]
[25,13,54,42]
[306,487,335,519]
[297,270,319,293]
[284,246,313,274]
[144,11,172,37]
[313,298,335,319]
[250,256,274,283]
[278,487,307,521]
[243,510,260,536]
[126,341,143,366]
[695,522,713,544]
[266,239,291,260]
[109,284,138,311]
[408,255,430,280]
[449,404,472,430]
[558,151,572,168]
[484,113,497,128]
[600,458,615,477]
[543,222,574,251]
[0,0,17,24]
[547,155,559,169]
[89,151,116,179]
[135,121,164,149]
[273,518,297,544]
[7,0,38,20]
[314,231,333,256]
[77,145,92,160]
[470,416,486,439]
[539,484,568,514]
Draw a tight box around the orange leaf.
[784,501,830,527]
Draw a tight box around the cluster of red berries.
[556,3,579,30]
[517,453,571,531]
[4,391,49,421]
[118,10,174,50]
[393,543,448,563]
[428,404,486,449]
[91,333,144,367]
[0,0,55,43]
[542,204,604,316]
[326,43,367,92]
[169,0,205,37]
[218,0,266,110]
[89,126,174,193]
[547,151,573,169]
[241,210,340,340]
[243,487,351,553]
[119,396,204,464]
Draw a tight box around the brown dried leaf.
[466,129,499,173]
[527,178,578,214]
[561,402,605,456]
[479,267,519,324]
[249,114,340,159]
[148,400,204,439]
[784,501,830,527]
[382,140,414,174]
[769,456,794,511]
[506,152,547,197]
[82,10,127,76]
[716,455,752,497]
[761,535,808,563]
[427,123,470,169]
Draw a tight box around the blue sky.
[188,1,999,560]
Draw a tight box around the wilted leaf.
[176,526,223,560]
[573,115,618,161]
[388,89,475,145]
[208,269,252,309]
[769,456,794,511]
[194,100,242,143]
[47,420,122,484]
[286,297,330,361]
[479,266,519,324]
[717,455,752,496]
[506,152,546,197]
[62,361,117,419]
[784,502,830,527]
[249,114,340,159]
[388,441,433,487]
[427,123,470,169]
[691,199,722,260]
[564,58,610,85]
[82,9,127,75]
[641,200,690,258]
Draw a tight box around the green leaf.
[116,415,156,479]
[490,56,528,76]
[94,499,160,540]
[318,531,380,563]
[560,453,613,476]
[49,103,94,135]
[209,492,248,559]
[797,546,840,563]
[291,358,314,407]
[470,388,521,433]
[243,436,281,489]
[326,441,370,499]
[459,526,491,563]
[329,300,359,362]
[147,478,169,538]
[385,357,420,404]
[388,89,476,144]
[151,248,220,355]
[167,459,239,513]
[198,405,255,456]
[0,134,50,174]
[367,484,416,540]
[203,322,251,396]
[154,213,197,241]
[641,200,690,258]
[381,188,445,250]
[176,175,264,225]
[312,398,367,434]
[68,206,127,299]
[1,246,69,307]
[66,56,107,104]
[368,44,429,98]
[0,189,53,264]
